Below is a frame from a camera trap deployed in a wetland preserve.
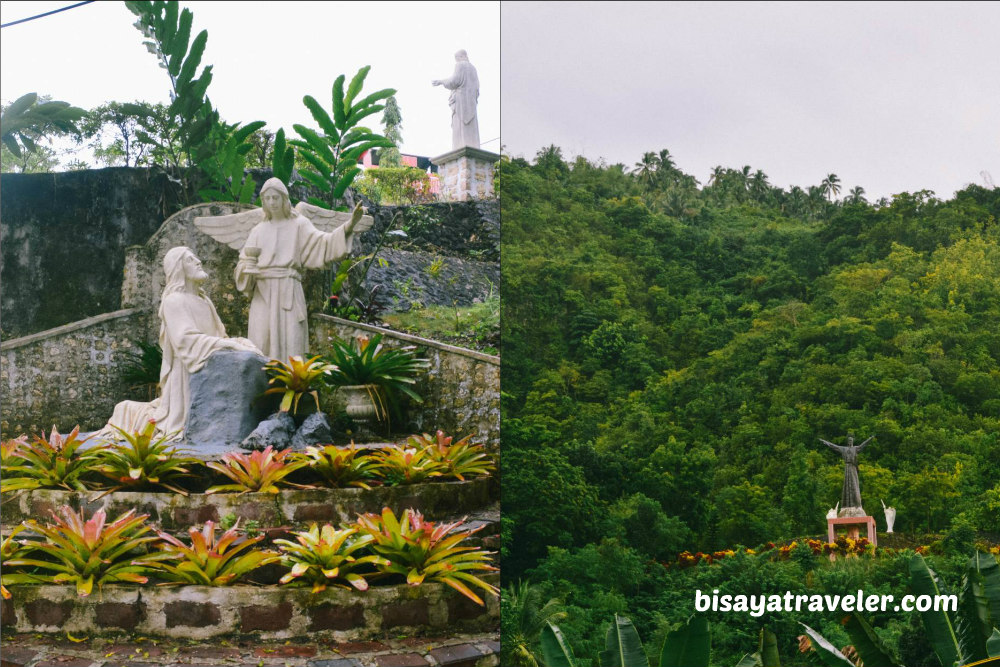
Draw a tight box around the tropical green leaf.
[843,615,902,667]
[797,624,855,667]
[758,628,780,667]
[167,8,192,76]
[345,103,387,129]
[331,166,361,198]
[331,75,347,128]
[540,621,576,667]
[347,88,396,117]
[177,29,207,87]
[344,65,370,110]
[599,615,649,667]
[303,95,337,138]
[292,124,336,166]
[658,615,710,667]
[5,93,38,118]
[971,551,1000,627]
[988,628,1000,657]
[910,553,964,667]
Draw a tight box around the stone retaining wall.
[1,479,491,529]
[311,315,500,450]
[1,577,499,640]
[0,309,152,436]
[2,168,498,342]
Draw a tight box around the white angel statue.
[194,177,374,361]
[881,499,896,533]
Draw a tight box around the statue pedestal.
[826,515,877,561]
[431,146,499,201]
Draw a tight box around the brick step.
[0,630,500,667]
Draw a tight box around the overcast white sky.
[1,1,499,161]
[501,1,999,201]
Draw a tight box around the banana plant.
[803,552,1000,667]
[734,628,780,667]
[125,0,263,202]
[291,66,397,209]
[1,92,85,157]
[541,614,711,667]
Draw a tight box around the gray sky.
[1,1,499,163]
[501,2,999,201]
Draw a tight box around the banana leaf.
[988,628,1000,658]
[971,551,1000,626]
[798,623,854,666]
[759,628,780,667]
[658,615,710,667]
[540,621,576,667]
[599,615,649,667]
[843,614,902,667]
[910,553,965,667]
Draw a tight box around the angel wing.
[294,201,374,235]
[193,208,265,250]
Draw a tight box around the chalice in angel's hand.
[243,246,261,274]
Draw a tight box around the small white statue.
[826,502,840,520]
[101,247,260,440]
[433,49,481,150]
[194,178,373,361]
[881,499,896,533]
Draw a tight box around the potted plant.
[323,334,430,433]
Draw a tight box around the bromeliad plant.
[324,334,430,420]
[139,520,277,586]
[262,355,337,415]
[297,444,381,489]
[0,426,100,494]
[355,507,499,606]
[206,446,310,494]
[371,445,446,486]
[6,507,160,597]
[274,523,388,593]
[1,525,40,599]
[410,431,495,481]
[94,420,198,496]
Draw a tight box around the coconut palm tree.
[847,185,867,204]
[821,173,842,201]
[633,152,659,190]
[749,169,771,202]
[501,580,567,667]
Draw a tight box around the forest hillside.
[500,147,1000,665]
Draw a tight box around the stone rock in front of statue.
[291,412,334,450]
[241,412,296,451]
[185,349,270,454]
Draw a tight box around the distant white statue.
[101,247,260,440]
[432,49,481,150]
[826,502,840,520]
[194,178,373,361]
[881,499,896,533]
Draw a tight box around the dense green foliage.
[501,147,1000,664]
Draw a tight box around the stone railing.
[0,309,152,436]
[311,314,500,450]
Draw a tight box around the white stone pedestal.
[431,146,500,201]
